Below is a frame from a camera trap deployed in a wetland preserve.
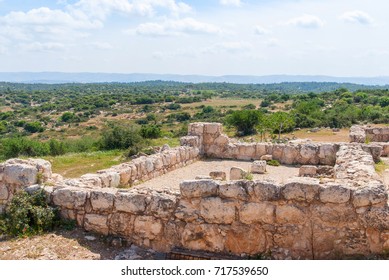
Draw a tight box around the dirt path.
[134,159,300,191]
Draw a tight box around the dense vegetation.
[0,81,388,160]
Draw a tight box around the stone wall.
[36,143,389,259]
[185,122,384,164]
[1,123,389,259]
[21,144,388,259]
[350,125,389,143]
[0,145,199,213]
[0,158,52,213]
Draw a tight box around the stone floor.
[134,159,300,191]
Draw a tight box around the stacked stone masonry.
[0,122,388,259]
[350,125,389,156]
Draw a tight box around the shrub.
[2,190,56,236]
[24,121,45,133]
[140,124,162,139]
[267,159,280,166]
[99,124,143,150]
[226,110,262,136]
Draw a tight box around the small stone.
[251,160,266,174]
[260,154,273,161]
[85,236,96,241]
[230,167,247,180]
[209,171,226,181]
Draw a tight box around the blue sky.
[0,0,388,76]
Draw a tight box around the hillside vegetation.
[0,81,388,175]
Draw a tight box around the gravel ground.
[134,159,300,191]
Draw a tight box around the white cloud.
[152,48,198,59]
[133,17,221,36]
[89,42,114,50]
[219,0,241,7]
[73,0,191,19]
[340,10,374,25]
[21,42,65,52]
[287,14,325,29]
[203,41,253,54]
[254,25,270,35]
[265,38,280,47]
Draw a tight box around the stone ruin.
[0,122,389,259]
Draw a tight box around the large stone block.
[181,224,224,252]
[180,180,218,198]
[299,165,317,177]
[200,197,236,224]
[90,190,116,211]
[115,192,147,214]
[0,183,8,200]
[3,164,38,186]
[209,171,226,181]
[276,205,307,224]
[281,178,321,202]
[133,216,163,240]
[252,181,281,201]
[239,202,275,224]
[225,224,267,255]
[147,192,177,219]
[352,183,388,207]
[52,187,88,210]
[219,181,250,200]
[84,214,109,235]
[319,183,351,204]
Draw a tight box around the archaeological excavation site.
[1,123,389,260]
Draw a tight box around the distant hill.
[1,72,389,86]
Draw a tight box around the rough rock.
[230,167,247,180]
[251,160,266,174]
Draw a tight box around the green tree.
[269,112,295,140]
[226,110,262,136]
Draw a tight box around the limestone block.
[145,158,154,173]
[0,183,8,200]
[299,165,317,177]
[214,135,229,146]
[200,197,236,224]
[180,136,200,148]
[209,171,226,180]
[252,181,281,201]
[282,178,321,202]
[189,123,204,136]
[204,123,222,135]
[319,144,337,165]
[349,125,366,143]
[319,183,351,204]
[299,144,319,165]
[282,145,299,165]
[219,181,250,200]
[180,180,218,198]
[97,171,120,188]
[352,183,388,207]
[3,164,38,186]
[84,214,109,235]
[382,143,389,157]
[272,144,284,161]
[237,144,256,160]
[115,192,147,214]
[52,187,88,210]
[362,144,382,163]
[225,224,267,255]
[276,205,306,224]
[239,202,275,224]
[230,167,247,180]
[251,160,266,174]
[80,174,103,188]
[255,144,267,159]
[133,216,162,240]
[147,192,177,219]
[260,154,273,161]
[175,199,200,222]
[109,212,134,236]
[90,190,116,211]
[182,224,224,252]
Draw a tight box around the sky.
[0,0,388,76]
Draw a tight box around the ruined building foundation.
[1,123,389,259]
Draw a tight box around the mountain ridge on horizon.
[0,72,389,86]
